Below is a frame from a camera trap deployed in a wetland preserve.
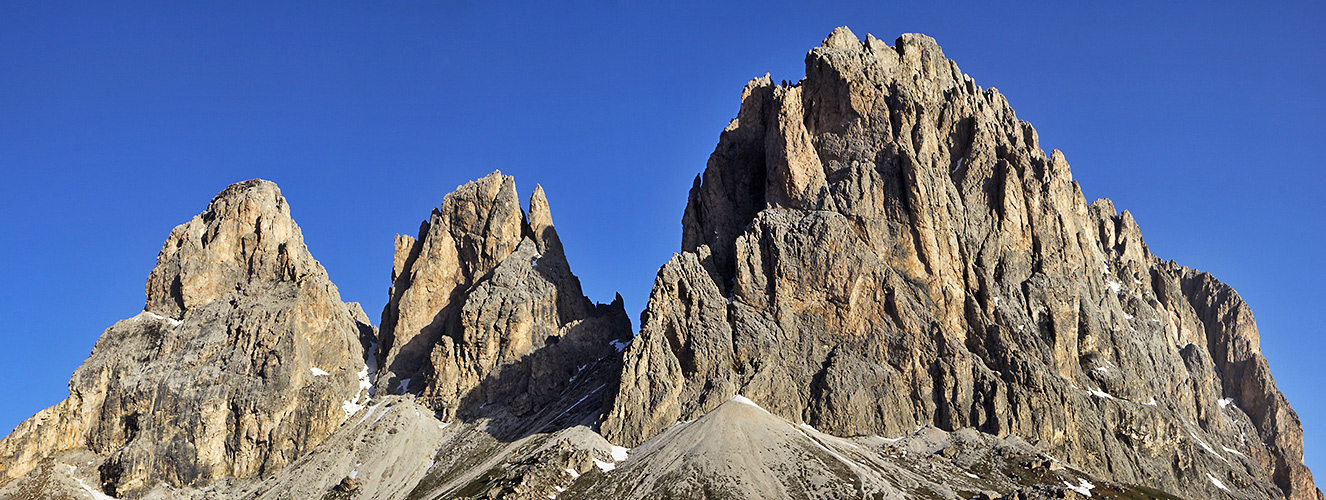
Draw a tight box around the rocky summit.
[0,179,371,499]
[0,27,1318,500]
[603,26,1318,500]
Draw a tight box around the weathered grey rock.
[575,396,1167,499]
[605,27,1320,500]
[224,396,449,500]
[399,359,625,500]
[0,180,367,498]
[377,171,631,420]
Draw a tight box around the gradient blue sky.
[2,0,1322,480]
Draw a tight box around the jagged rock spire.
[377,172,630,419]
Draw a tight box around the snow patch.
[310,367,331,377]
[1063,478,1095,497]
[132,310,183,327]
[354,402,384,427]
[397,378,412,394]
[1190,431,1229,463]
[1145,397,1157,406]
[342,400,366,421]
[1208,473,1230,491]
[1218,397,1235,409]
[610,445,629,462]
[730,394,770,413]
[609,339,630,352]
[992,296,1001,306]
[565,468,580,478]
[1087,387,1114,400]
[963,471,979,479]
[76,475,118,500]
[1106,280,1123,294]
[357,340,377,399]
[66,466,117,500]
[1094,366,1109,373]
[593,444,630,473]
[1223,446,1245,457]
[951,157,963,174]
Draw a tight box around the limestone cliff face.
[378,172,631,420]
[603,27,1319,500]
[0,180,368,498]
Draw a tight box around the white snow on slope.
[342,400,365,421]
[1106,280,1123,294]
[730,395,770,413]
[1208,473,1230,491]
[594,443,632,473]
[1087,387,1114,400]
[1190,431,1229,463]
[66,465,117,500]
[610,445,629,462]
[132,310,183,327]
[310,367,330,377]
[1064,478,1095,497]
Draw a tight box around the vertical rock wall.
[604,27,1319,500]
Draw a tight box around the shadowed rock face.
[603,27,1319,500]
[0,179,368,498]
[377,171,631,420]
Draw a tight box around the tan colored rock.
[378,172,631,419]
[528,184,563,256]
[0,180,367,498]
[377,171,526,393]
[605,28,1319,500]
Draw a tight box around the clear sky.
[2,0,1322,480]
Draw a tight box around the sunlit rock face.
[0,179,369,498]
[377,172,631,420]
[603,27,1319,500]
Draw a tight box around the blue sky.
[2,0,1322,480]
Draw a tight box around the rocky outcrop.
[0,180,367,498]
[377,171,631,419]
[604,27,1319,500]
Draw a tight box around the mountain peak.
[145,178,318,319]
[611,27,1319,500]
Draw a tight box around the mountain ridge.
[0,27,1317,500]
